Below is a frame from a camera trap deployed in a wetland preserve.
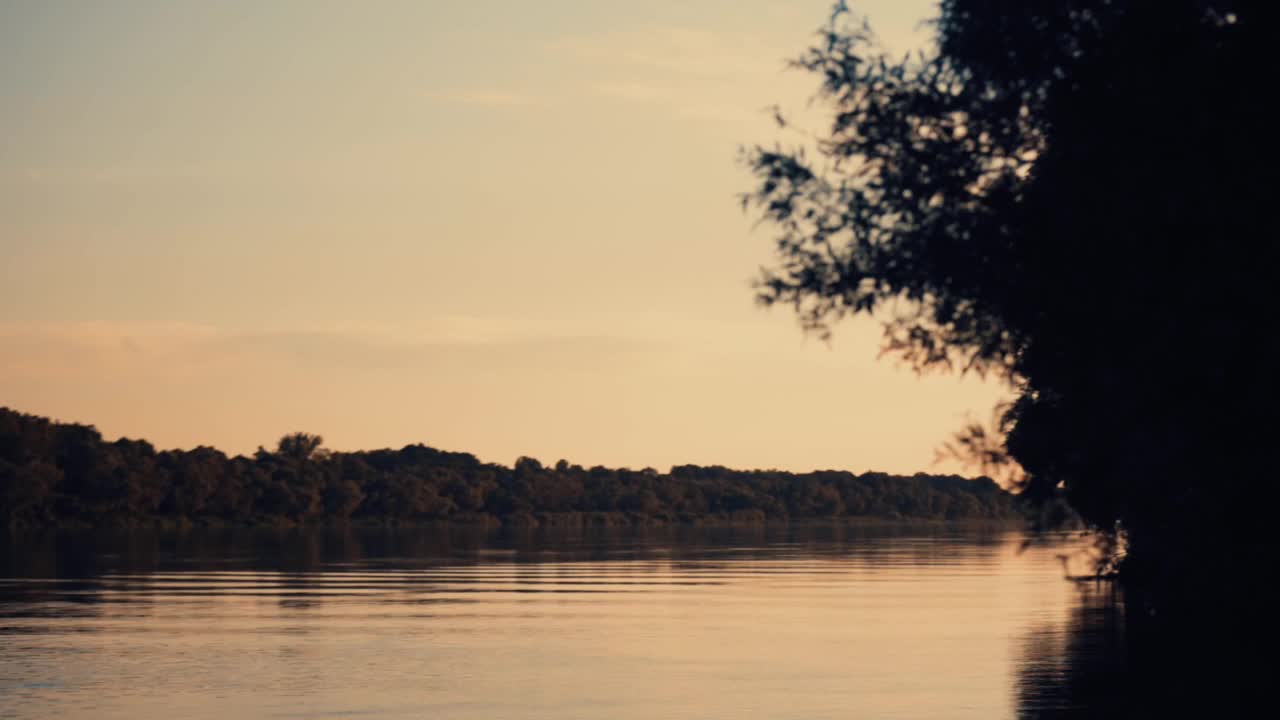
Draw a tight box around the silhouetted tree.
[0,407,1019,529]
[744,1,1272,622]
[276,432,326,462]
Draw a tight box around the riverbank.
[9,512,1031,532]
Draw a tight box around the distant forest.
[0,407,1022,528]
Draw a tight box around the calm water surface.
[0,527,1121,719]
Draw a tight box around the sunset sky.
[0,0,1006,475]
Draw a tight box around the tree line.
[0,407,1020,528]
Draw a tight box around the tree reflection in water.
[1016,579,1263,718]
[1017,582,1129,718]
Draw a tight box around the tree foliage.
[745,0,1272,599]
[0,407,1019,528]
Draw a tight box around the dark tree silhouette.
[0,407,1020,529]
[276,433,327,462]
[746,0,1272,614]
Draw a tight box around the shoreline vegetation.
[1,407,1024,529]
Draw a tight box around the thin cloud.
[0,321,662,378]
[591,82,761,126]
[431,89,540,108]
[557,26,801,130]
[592,82,677,104]
[554,26,786,79]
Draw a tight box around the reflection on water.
[1015,581,1129,719]
[1,527,1122,719]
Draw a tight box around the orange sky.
[0,0,1007,474]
